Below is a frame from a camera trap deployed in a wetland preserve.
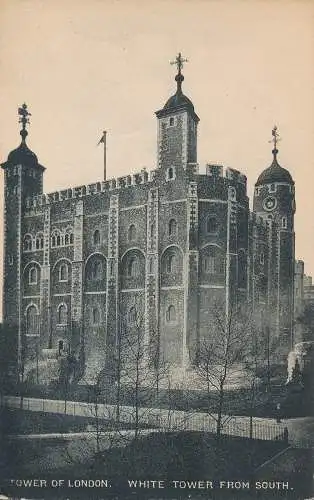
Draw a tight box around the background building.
[1,58,296,382]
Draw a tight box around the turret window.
[59,263,69,282]
[168,219,177,237]
[23,235,33,252]
[92,307,100,325]
[166,254,175,274]
[269,183,277,193]
[166,167,176,181]
[127,257,139,277]
[35,233,44,250]
[128,224,137,242]
[26,305,39,336]
[29,266,38,285]
[206,216,218,234]
[93,229,101,245]
[166,305,177,323]
[282,217,287,229]
[57,304,68,325]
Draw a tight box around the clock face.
[263,196,277,211]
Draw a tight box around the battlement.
[205,163,247,186]
[25,168,156,211]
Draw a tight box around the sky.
[0,0,314,315]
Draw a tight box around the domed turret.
[255,126,293,187]
[2,103,45,171]
[163,72,195,113]
[155,53,199,170]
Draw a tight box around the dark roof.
[2,139,45,171]
[255,154,294,186]
[163,91,195,112]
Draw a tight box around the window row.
[127,304,177,325]
[23,233,44,252]
[51,229,74,248]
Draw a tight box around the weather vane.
[269,125,281,151]
[170,52,188,74]
[18,103,31,130]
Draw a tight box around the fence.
[3,395,289,443]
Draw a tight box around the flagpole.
[103,130,107,181]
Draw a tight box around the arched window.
[92,307,100,325]
[128,224,136,242]
[35,234,44,250]
[203,247,224,274]
[70,233,74,244]
[51,234,56,247]
[91,260,103,280]
[166,305,176,323]
[128,306,137,324]
[26,305,38,335]
[206,216,218,234]
[23,235,32,252]
[57,304,67,325]
[127,257,139,277]
[93,229,101,245]
[168,219,177,237]
[64,233,70,246]
[56,234,61,246]
[166,254,175,273]
[59,263,68,282]
[29,266,38,284]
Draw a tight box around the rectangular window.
[282,217,287,229]
[269,183,277,193]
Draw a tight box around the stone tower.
[253,127,295,350]
[155,52,199,172]
[1,104,45,375]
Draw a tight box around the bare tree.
[195,300,256,438]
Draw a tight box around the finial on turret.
[170,52,188,94]
[269,125,281,159]
[18,103,31,142]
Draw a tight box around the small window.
[168,219,177,237]
[167,167,175,181]
[206,216,218,234]
[70,233,74,244]
[269,183,276,193]
[128,224,137,242]
[229,187,236,201]
[127,257,139,277]
[282,217,287,229]
[8,254,14,265]
[166,305,176,323]
[260,253,265,265]
[35,234,44,250]
[59,263,68,282]
[93,230,101,245]
[169,117,175,127]
[64,233,70,246]
[23,235,32,252]
[56,234,61,246]
[166,254,175,273]
[128,306,137,325]
[92,307,100,325]
[29,267,38,285]
[57,304,67,325]
[255,187,261,196]
[149,257,154,274]
[150,223,155,239]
